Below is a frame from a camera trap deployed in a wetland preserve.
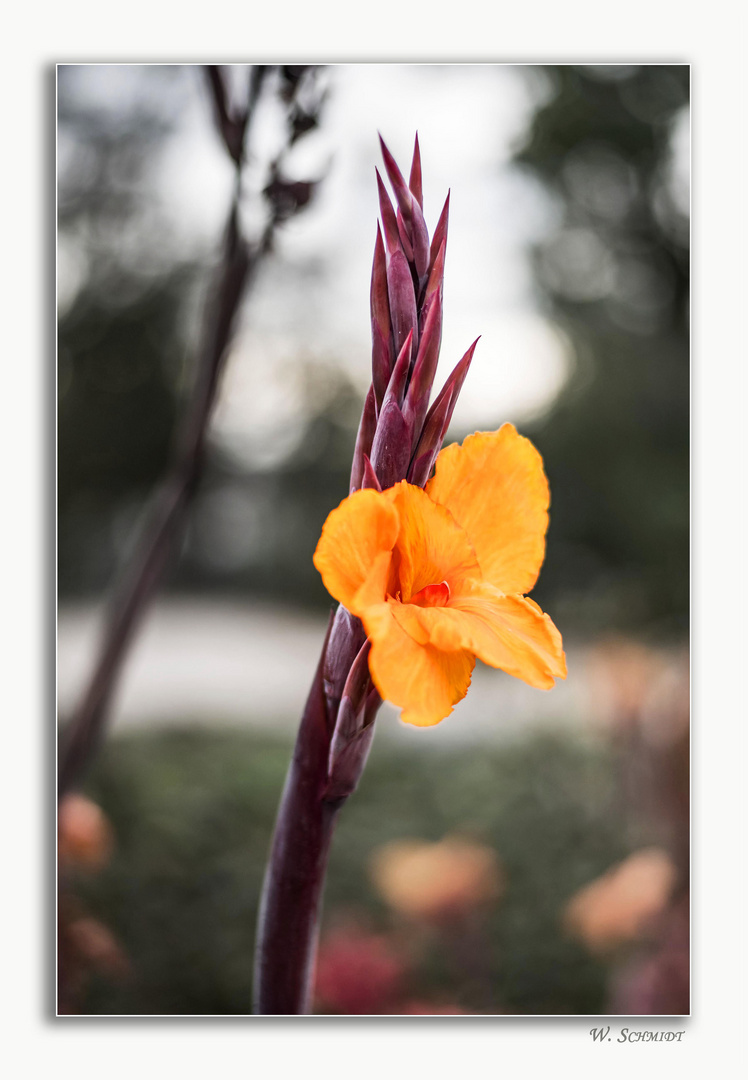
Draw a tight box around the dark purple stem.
[253,611,369,1014]
[252,618,337,1014]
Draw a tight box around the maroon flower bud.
[386,248,418,357]
[407,338,479,486]
[428,191,450,275]
[371,328,416,490]
[418,239,445,342]
[375,170,401,257]
[396,209,415,263]
[359,142,477,495]
[326,641,378,800]
[349,385,378,493]
[370,226,391,349]
[424,238,446,306]
[409,196,431,280]
[409,134,423,209]
[372,325,391,411]
[403,292,442,440]
[361,454,383,492]
[384,330,413,409]
[335,638,372,726]
[369,398,411,490]
[378,134,414,226]
[325,715,376,801]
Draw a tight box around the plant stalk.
[254,606,377,1014]
[253,615,340,1014]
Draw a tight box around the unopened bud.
[384,330,413,409]
[370,398,411,490]
[379,134,414,226]
[376,170,401,256]
[350,385,378,493]
[409,197,430,279]
[409,134,423,209]
[370,227,391,346]
[386,248,418,357]
[361,454,382,492]
[428,192,450,275]
[396,209,415,263]
[407,338,479,486]
[403,293,442,440]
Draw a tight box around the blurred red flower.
[314,927,405,1014]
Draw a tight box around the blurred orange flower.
[563,847,677,953]
[314,425,566,726]
[370,836,503,921]
[58,793,114,870]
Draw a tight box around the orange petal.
[313,488,399,611]
[392,581,566,690]
[426,425,550,595]
[352,549,393,615]
[383,481,480,602]
[361,599,475,726]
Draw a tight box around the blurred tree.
[57,65,342,602]
[58,67,202,592]
[514,65,690,636]
[74,727,625,1014]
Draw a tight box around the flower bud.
[386,248,418,357]
[369,398,411,490]
[428,192,450,275]
[403,292,442,441]
[408,134,423,209]
[350,385,378,493]
[407,339,478,486]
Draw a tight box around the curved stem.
[253,608,376,1014]
[253,766,341,1014]
[253,615,339,1014]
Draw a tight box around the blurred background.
[57,64,690,1015]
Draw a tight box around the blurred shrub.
[515,65,689,636]
[70,725,644,1015]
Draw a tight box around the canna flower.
[256,135,566,1015]
[314,423,567,727]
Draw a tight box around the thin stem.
[58,65,323,798]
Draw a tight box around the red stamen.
[410,580,451,608]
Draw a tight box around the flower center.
[409,580,451,608]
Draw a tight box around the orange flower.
[563,848,677,953]
[370,836,504,919]
[314,424,566,726]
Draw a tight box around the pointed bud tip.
[362,454,383,492]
